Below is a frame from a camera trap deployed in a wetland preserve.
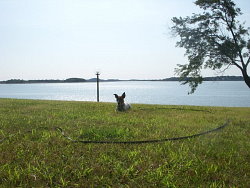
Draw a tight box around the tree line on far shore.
[0,76,244,84]
[0,78,86,84]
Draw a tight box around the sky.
[0,0,250,80]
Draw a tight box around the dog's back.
[124,103,131,111]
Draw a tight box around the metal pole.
[96,72,100,102]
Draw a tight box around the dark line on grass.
[0,121,230,145]
[54,120,230,144]
[138,107,213,113]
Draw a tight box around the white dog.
[114,92,131,112]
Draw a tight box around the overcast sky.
[1,0,249,80]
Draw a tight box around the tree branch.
[246,57,250,67]
[215,63,232,74]
[231,60,243,71]
[223,10,246,69]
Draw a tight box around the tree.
[171,0,250,94]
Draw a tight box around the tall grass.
[0,98,249,187]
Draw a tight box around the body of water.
[0,81,249,107]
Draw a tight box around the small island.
[0,78,86,84]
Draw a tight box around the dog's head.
[114,92,126,111]
[114,92,126,105]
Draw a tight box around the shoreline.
[0,76,244,84]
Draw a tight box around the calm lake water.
[0,81,249,107]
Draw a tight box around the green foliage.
[171,0,250,93]
[0,99,250,187]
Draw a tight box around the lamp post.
[96,72,100,102]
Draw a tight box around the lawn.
[0,98,249,187]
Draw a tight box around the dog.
[114,92,131,112]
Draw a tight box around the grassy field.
[0,98,250,187]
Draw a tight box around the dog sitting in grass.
[114,92,131,112]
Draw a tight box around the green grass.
[0,98,249,187]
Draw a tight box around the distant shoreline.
[0,76,244,84]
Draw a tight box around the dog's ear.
[122,92,126,98]
[114,94,118,99]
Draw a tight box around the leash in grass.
[0,120,230,144]
[55,120,230,144]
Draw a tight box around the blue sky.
[1,0,249,80]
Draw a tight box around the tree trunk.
[241,68,250,88]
